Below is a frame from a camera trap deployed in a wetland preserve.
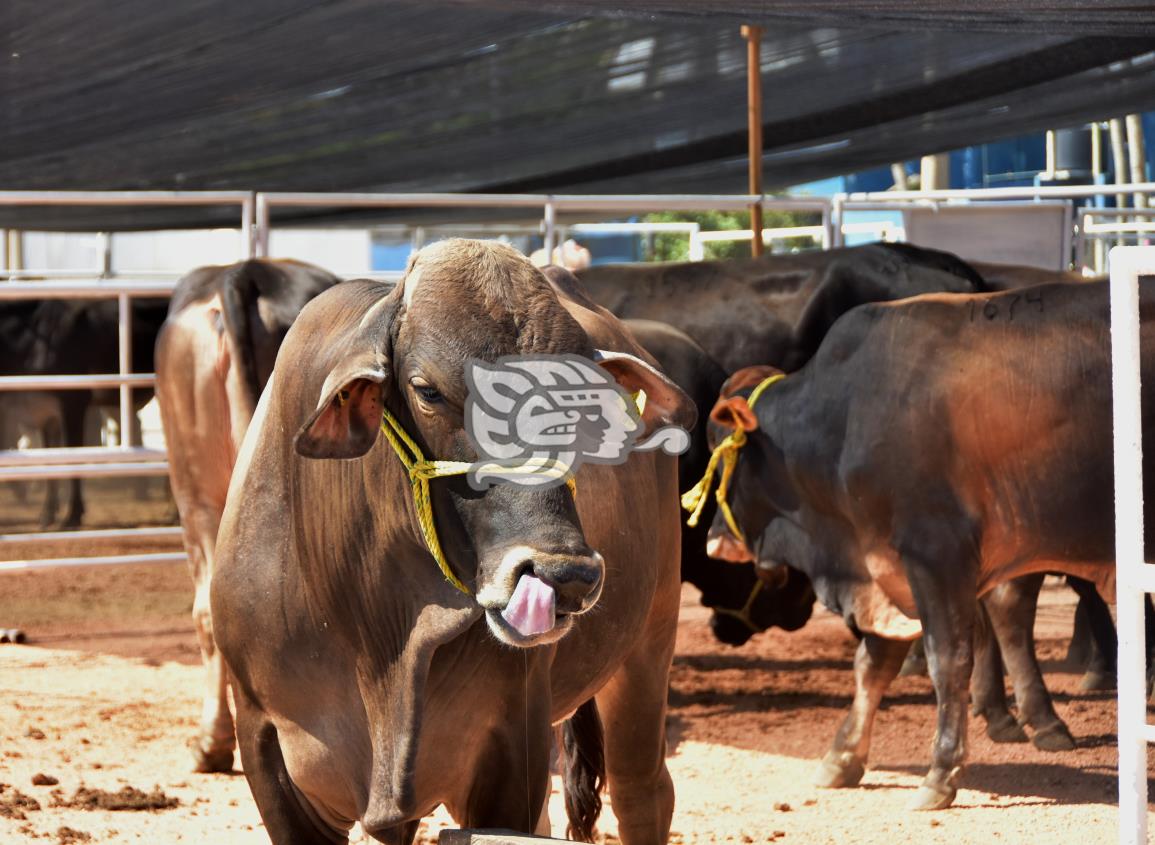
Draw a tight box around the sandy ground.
[1,481,1152,843]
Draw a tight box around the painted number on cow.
[968,291,1043,323]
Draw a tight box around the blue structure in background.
[815,113,1155,196]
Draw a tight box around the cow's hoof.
[189,738,234,774]
[908,783,956,811]
[985,712,1029,744]
[1079,670,1115,691]
[1031,723,1076,752]
[814,751,865,788]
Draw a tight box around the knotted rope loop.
[680,374,785,542]
[378,406,579,596]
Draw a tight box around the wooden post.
[742,25,764,257]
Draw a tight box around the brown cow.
[154,258,340,773]
[210,240,695,843]
[700,280,1151,810]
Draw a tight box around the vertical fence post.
[254,193,270,258]
[542,199,557,261]
[98,232,112,278]
[831,195,845,248]
[241,193,256,259]
[1110,245,1150,845]
[117,292,133,449]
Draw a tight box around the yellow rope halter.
[680,374,785,542]
[377,407,578,596]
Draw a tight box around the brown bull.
[211,240,695,844]
[154,258,340,772]
[700,280,1152,810]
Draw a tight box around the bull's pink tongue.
[501,573,556,638]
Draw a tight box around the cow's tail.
[219,260,263,409]
[561,698,605,843]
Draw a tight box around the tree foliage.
[642,209,816,262]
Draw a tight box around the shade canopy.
[3,0,1155,229]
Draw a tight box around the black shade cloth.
[453,2,1155,37]
[2,1,1155,230]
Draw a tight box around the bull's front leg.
[815,634,910,789]
[452,679,552,835]
[593,614,677,845]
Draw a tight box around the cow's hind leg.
[58,395,87,529]
[970,599,1028,744]
[815,635,910,788]
[1066,576,1119,691]
[234,692,348,845]
[183,508,235,773]
[906,558,977,811]
[983,574,1075,751]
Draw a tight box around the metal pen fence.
[4,182,1155,576]
[0,192,253,572]
[3,188,1155,844]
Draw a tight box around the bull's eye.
[410,378,443,405]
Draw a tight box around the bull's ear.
[294,355,389,459]
[710,395,759,433]
[593,349,697,433]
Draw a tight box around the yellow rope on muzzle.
[681,374,785,543]
[378,408,577,596]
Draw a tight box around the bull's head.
[701,366,805,598]
[292,240,694,648]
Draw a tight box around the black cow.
[701,281,1147,810]
[624,318,816,643]
[577,242,987,373]
[0,298,169,527]
[577,244,990,639]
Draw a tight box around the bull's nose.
[706,532,754,563]
[532,551,604,613]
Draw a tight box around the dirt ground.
[1,481,1152,843]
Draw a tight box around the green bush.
[642,209,816,262]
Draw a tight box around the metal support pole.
[1126,115,1149,246]
[98,232,112,278]
[1111,118,1129,247]
[241,193,256,259]
[830,195,845,248]
[742,24,764,258]
[542,199,557,260]
[254,193,270,258]
[820,205,833,249]
[7,230,23,271]
[117,292,132,449]
[1093,122,1107,273]
[1109,246,1151,845]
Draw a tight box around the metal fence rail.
[0,192,254,570]
[3,183,1155,576]
[254,191,832,260]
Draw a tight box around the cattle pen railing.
[3,188,1155,845]
[0,191,253,573]
[4,183,1155,574]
